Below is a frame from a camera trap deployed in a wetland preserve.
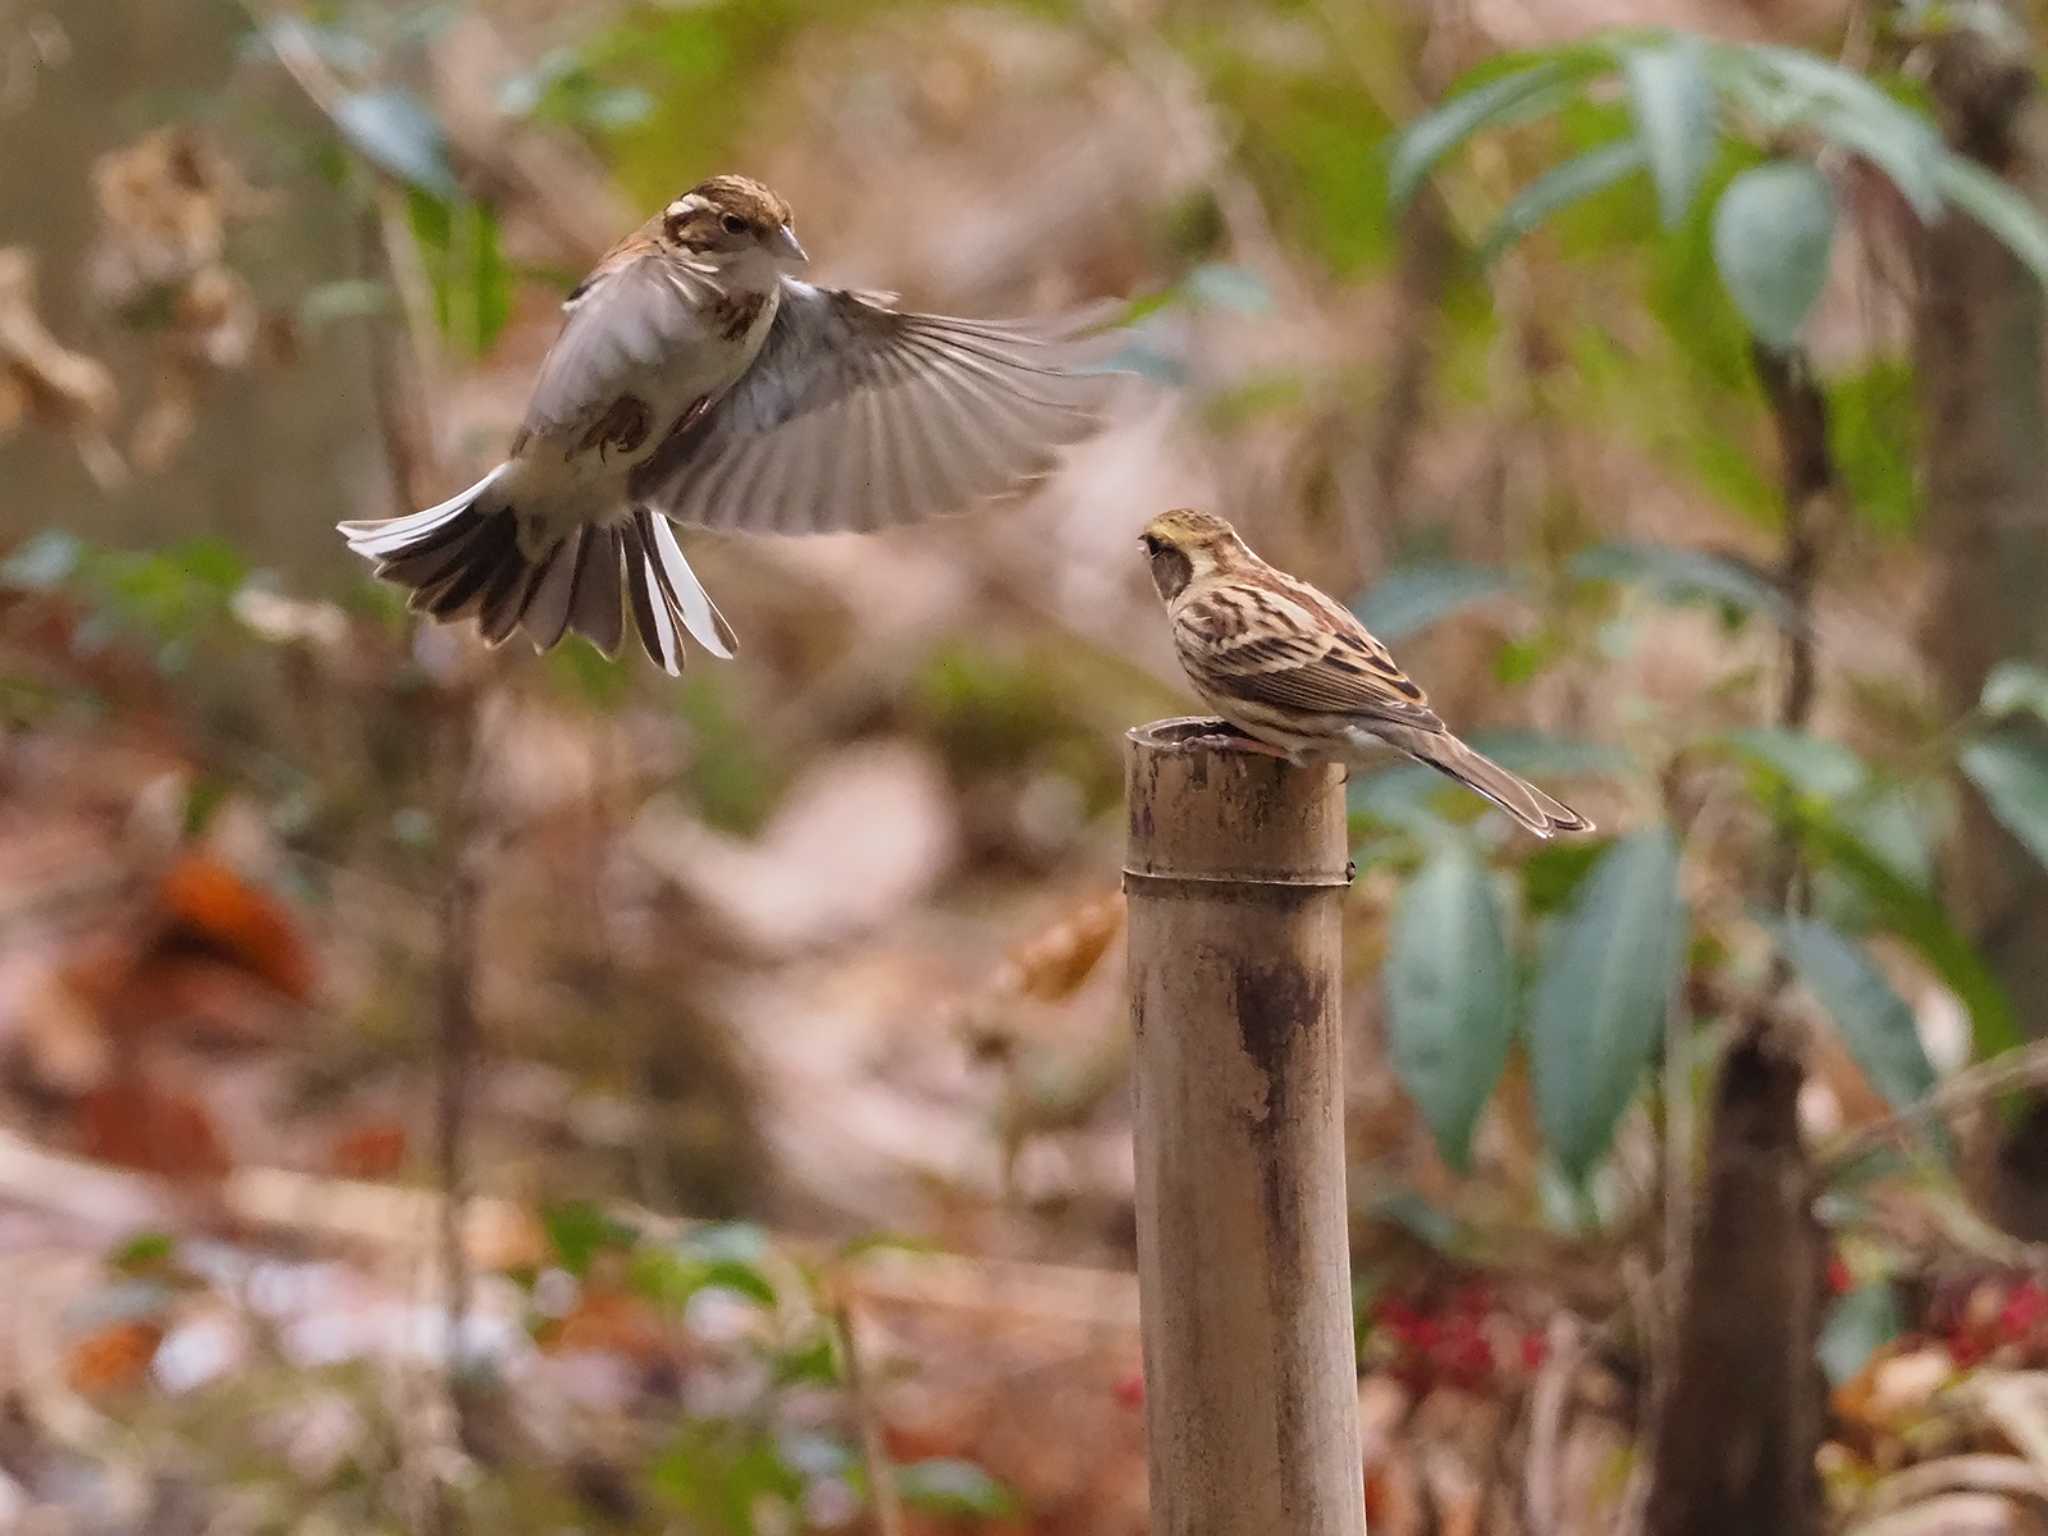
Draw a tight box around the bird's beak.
[771,224,808,266]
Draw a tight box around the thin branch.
[1819,1039,2048,1182]
[832,1285,907,1536]
[1751,342,1838,915]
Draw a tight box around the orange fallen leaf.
[536,1288,672,1367]
[66,1319,163,1396]
[156,852,315,1003]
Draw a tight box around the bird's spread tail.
[1379,725,1594,839]
[338,478,735,675]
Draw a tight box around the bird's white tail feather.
[336,475,736,674]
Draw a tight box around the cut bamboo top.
[1123,717,1352,891]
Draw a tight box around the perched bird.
[1139,509,1593,838]
[339,174,1115,673]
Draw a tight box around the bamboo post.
[1123,717,1363,1536]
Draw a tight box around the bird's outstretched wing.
[1177,573,1445,731]
[627,279,1118,533]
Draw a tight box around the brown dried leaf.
[129,363,198,474]
[75,1075,231,1181]
[328,1120,408,1181]
[86,126,250,311]
[994,889,1125,1006]
[7,961,113,1096]
[958,889,1125,1060]
[0,246,123,482]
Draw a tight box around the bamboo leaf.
[1389,52,1611,210]
[1386,844,1514,1171]
[1352,561,1519,642]
[333,88,458,200]
[1569,540,1795,625]
[1960,732,2048,870]
[1724,727,1872,801]
[1527,827,1686,1180]
[1712,160,1837,349]
[1624,37,1718,227]
[1482,139,1648,261]
[1766,915,1937,1113]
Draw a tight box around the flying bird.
[340,175,1116,673]
[1139,508,1593,838]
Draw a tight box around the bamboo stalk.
[1123,717,1363,1536]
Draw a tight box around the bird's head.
[661,175,808,269]
[1139,508,1248,600]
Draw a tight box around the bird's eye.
[1140,535,1160,554]
[721,213,749,236]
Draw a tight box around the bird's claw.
[1190,728,1295,763]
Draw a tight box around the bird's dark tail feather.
[1380,725,1594,839]
[338,476,736,675]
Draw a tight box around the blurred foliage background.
[10,0,2048,1532]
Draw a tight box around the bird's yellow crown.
[1141,508,1238,551]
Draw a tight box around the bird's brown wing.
[1177,575,1445,731]
[627,279,1119,534]
[518,235,726,447]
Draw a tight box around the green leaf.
[1828,360,1922,533]
[333,88,459,199]
[1623,37,1717,227]
[1352,561,1519,642]
[698,1258,777,1308]
[108,1231,177,1272]
[1820,1282,1903,1387]
[1711,160,1836,349]
[773,1332,840,1388]
[895,1459,1018,1519]
[1960,731,2048,869]
[1983,661,2048,724]
[1933,153,2048,285]
[1767,915,1937,1113]
[1569,540,1795,625]
[1482,139,1648,261]
[1521,836,1614,916]
[1386,844,1513,1171]
[1389,53,1609,210]
[1724,727,1871,800]
[410,195,509,356]
[541,1200,634,1276]
[1527,827,1686,1180]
